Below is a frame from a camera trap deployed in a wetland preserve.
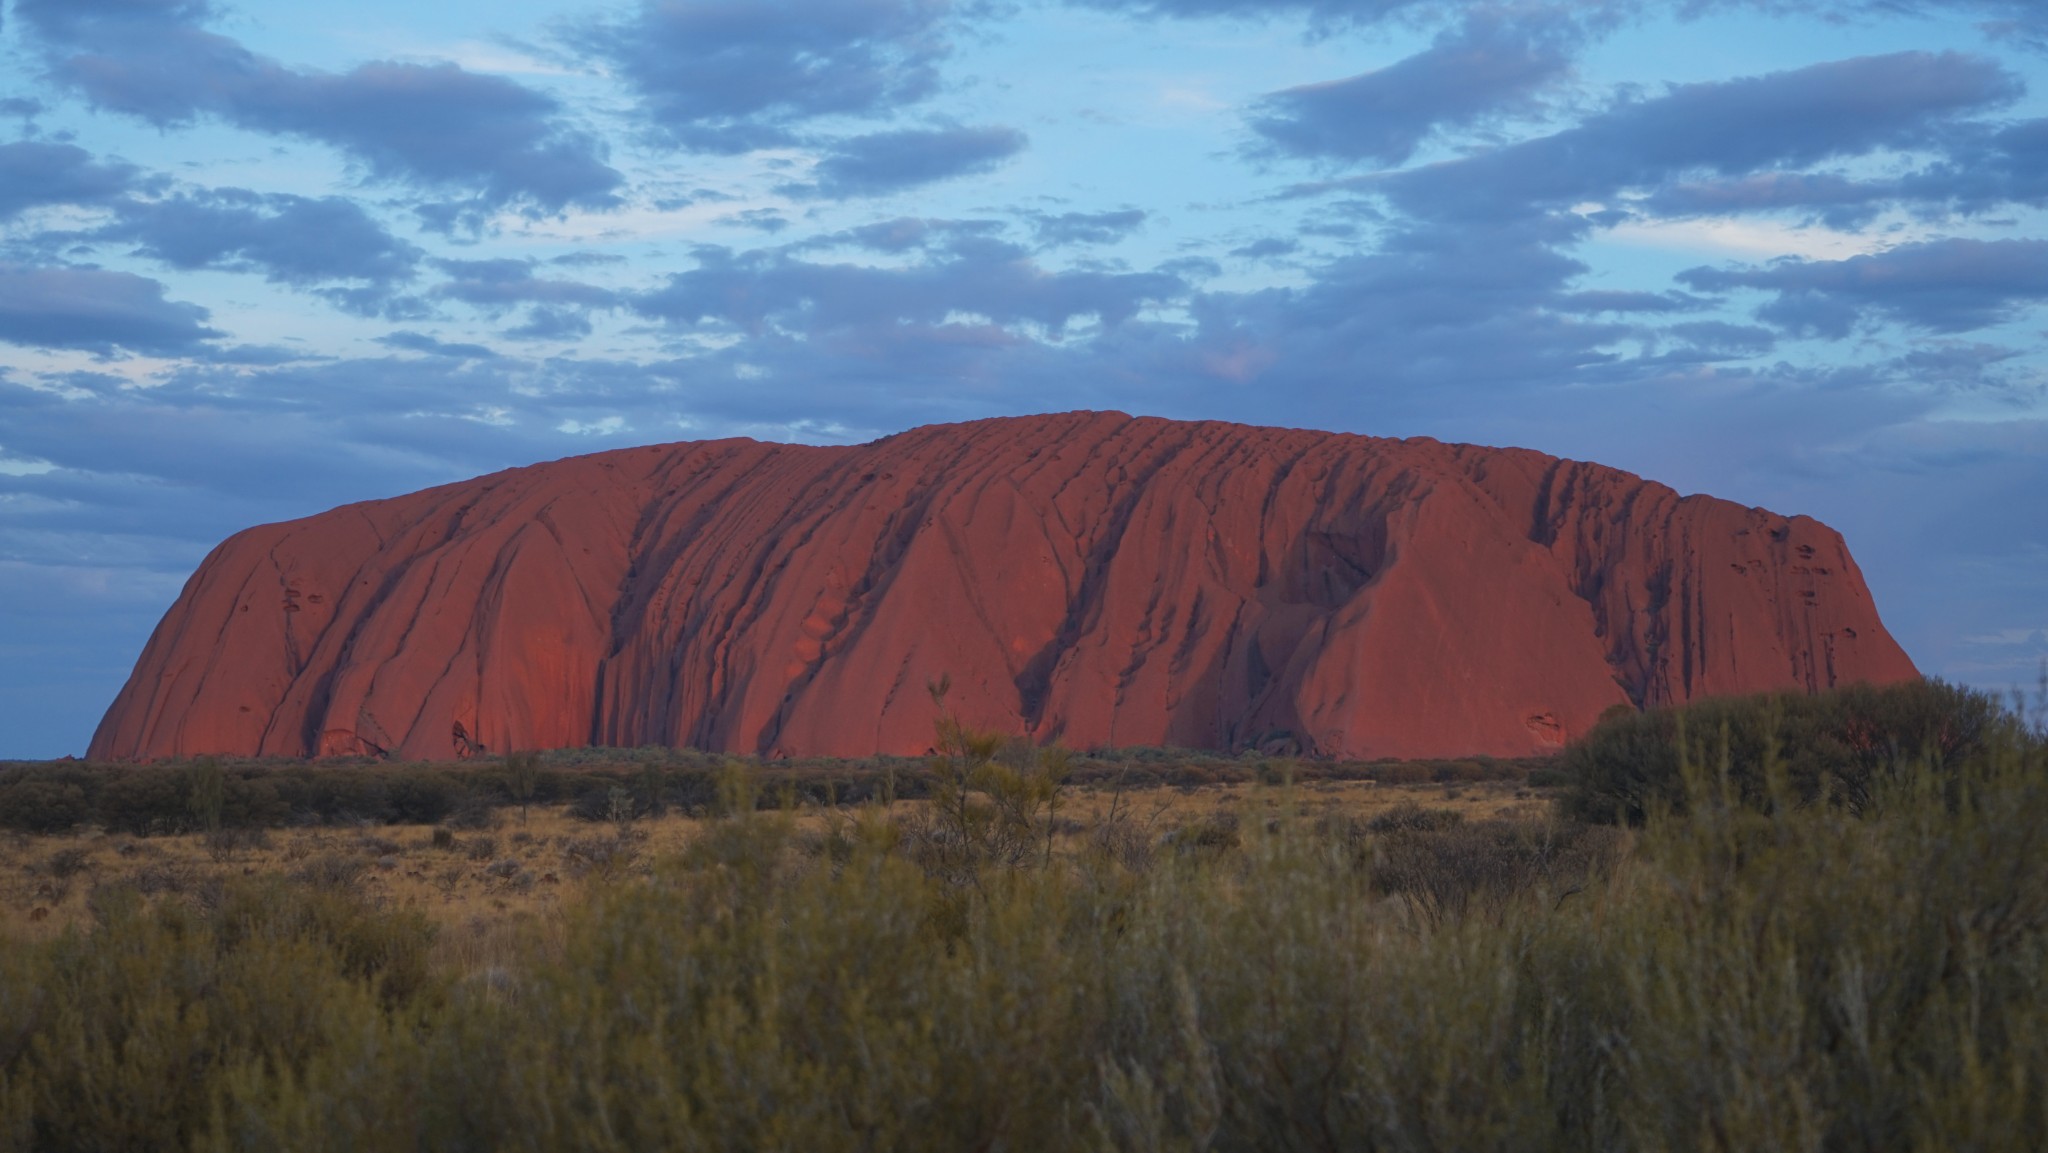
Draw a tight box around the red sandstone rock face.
[91,413,1919,762]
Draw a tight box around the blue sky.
[3,0,2046,757]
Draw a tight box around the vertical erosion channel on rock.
[90,412,1920,761]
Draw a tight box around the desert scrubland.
[1,679,2043,1151]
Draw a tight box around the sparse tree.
[918,675,1069,886]
[505,751,541,824]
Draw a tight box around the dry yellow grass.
[1,775,1540,974]
[1068,774,1537,826]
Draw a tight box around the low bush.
[1561,678,2029,824]
[1167,811,1241,854]
[562,833,641,882]
[443,791,498,831]
[0,777,88,834]
[291,853,368,891]
[0,877,436,1151]
[95,770,187,836]
[1365,801,1464,834]
[1369,816,1622,923]
[38,847,92,881]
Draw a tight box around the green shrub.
[1561,678,2025,824]
[902,676,1070,885]
[0,778,88,834]
[381,772,459,825]
[0,879,437,1151]
[1371,761,1433,786]
[96,770,188,835]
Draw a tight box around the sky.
[2,0,2046,757]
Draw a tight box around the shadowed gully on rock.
[91,412,1917,761]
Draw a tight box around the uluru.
[90,412,1917,763]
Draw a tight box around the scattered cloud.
[1962,627,2045,646]
[608,234,1196,424]
[1250,7,1582,167]
[0,140,140,221]
[1068,0,1438,29]
[377,331,501,360]
[808,217,1007,253]
[1377,51,2023,221]
[505,307,596,341]
[720,208,792,232]
[432,257,620,310]
[1714,1,2048,50]
[1229,237,1300,259]
[1662,319,1777,356]
[1637,172,1893,228]
[791,125,1027,198]
[96,188,424,314]
[1899,117,2048,214]
[1028,209,1147,247]
[1167,218,1627,398]
[0,262,220,355]
[1605,216,1900,260]
[426,257,620,342]
[572,0,955,152]
[551,251,629,268]
[1553,289,1708,313]
[634,236,1185,340]
[17,0,622,215]
[1681,238,2048,337]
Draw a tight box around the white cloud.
[0,452,56,477]
[557,416,628,436]
[1605,216,1906,261]
[1963,627,2047,646]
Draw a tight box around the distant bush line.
[0,748,1548,836]
[9,678,2029,838]
[1561,678,2041,824]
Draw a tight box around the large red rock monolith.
[90,412,1918,761]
